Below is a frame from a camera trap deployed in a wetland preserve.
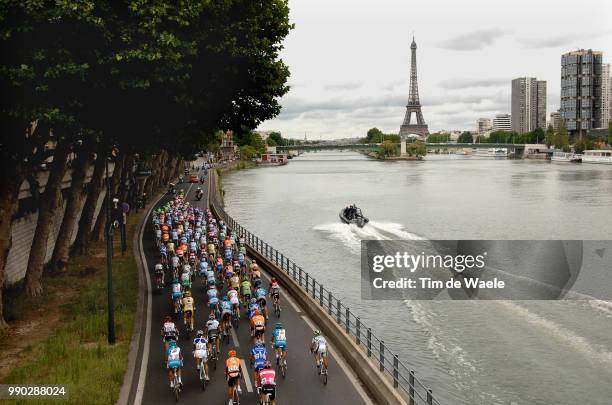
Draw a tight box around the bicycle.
[317,355,328,385]
[232,306,240,330]
[278,355,287,378]
[208,338,218,370]
[272,294,281,318]
[183,312,193,336]
[229,383,241,405]
[197,359,207,391]
[170,367,181,402]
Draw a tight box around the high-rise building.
[549,111,563,132]
[492,114,512,132]
[477,118,492,134]
[511,77,547,133]
[602,63,610,127]
[560,49,603,136]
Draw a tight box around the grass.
[0,214,141,405]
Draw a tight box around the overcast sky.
[257,0,612,139]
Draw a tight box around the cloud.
[438,77,508,90]
[437,28,511,51]
[324,82,363,91]
[517,30,612,49]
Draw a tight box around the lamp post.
[105,148,118,345]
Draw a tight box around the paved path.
[140,169,370,404]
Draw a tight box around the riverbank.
[0,213,140,404]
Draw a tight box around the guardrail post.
[312,278,316,299]
[336,300,341,324]
[285,258,290,274]
[298,268,302,286]
[319,284,323,306]
[393,355,399,388]
[276,250,279,265]
[367,328,372,357]
[292,263,297,280]
[427,389,433,405]
[356,317,361,345]
[345,308,350,333]
[409,371,415,405]
[305,273,309,293]
[328,291,332,315]
[379,341,385,371]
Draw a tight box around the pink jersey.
[259,369,276,386]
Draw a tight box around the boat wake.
[313,221,422,254]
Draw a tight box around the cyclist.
[166,340,183,388]
[193,330,210,381]
[230,272,240,292]
[170,277,182,315]
[250,341,267,389]
[182,290,195,331]
[206,313,221,357]
[247,298,260,319]
[225,350,243,402]
[207,284,220,319]
[240,277,252,305]
[154,263,165,288]
[271,323,287,365]
[255,285,268,320]
[249,259,258,273]
[258,361,277,405]
[310,330,329,374]
[198,259,209,278]
[250,309,266,343]
[227,288,240,319]
[220,297,233,335]
[270,278,280,307]
[161,315,179,361]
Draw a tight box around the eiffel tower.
[399,36,429,138]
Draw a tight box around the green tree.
[407,141,426,157]
[363,127,383,143]
[574,137,593,154]
[377,140,397,157]
[458,132,473,143]
[427,133,450,143]
[554,121,570,152]
[608,121,612,145]
[545,125,555,147]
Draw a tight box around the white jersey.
[206,319,220,332]
[227,289,238,300]
[312,336,327,353]
[171,256,180,267]
[163,322,177,335]
[172,283,181,294]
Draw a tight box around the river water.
[222,151,612,405]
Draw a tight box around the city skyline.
[257,0,612,139]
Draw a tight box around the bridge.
[126,162,442,405]
[277,143,528,153]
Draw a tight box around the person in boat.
[345,205,353,220]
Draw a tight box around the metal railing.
[209,171,440,405]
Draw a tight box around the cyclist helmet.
[263,360,272,369]
[275,323,283,329]
[168,340,178,348]
[255,341,264,348]
[250,298,257,304]
[252,259,256,264]
[313,330,321,336]
[164,315,172,322]
[254,309,261,316]
[209,312,215,320]
[184,291,192,297]
[228,350,237,357]
[196,330,204,337]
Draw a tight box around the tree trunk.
[50,152,91,271]
[73,146,105,255]
[0,167,24,328]
[25,141,70,296]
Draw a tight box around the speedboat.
[339,206,369,228]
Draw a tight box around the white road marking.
[231,325,240,347]
[240,359,254,393]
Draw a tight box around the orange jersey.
[251,315,265,329]
[226,357,241,377]
[223,239,232,248]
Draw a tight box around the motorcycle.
[196,190,203,201]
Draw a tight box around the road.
[139,169,370,404]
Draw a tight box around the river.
[221,151,612,405]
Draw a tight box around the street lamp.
[105,147,119,345]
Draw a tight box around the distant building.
[602,63,610,127]
[220,130,237,161]
[560,49,604,137]
[511,77,547,133]
[549,111,563,132]
[477,118,492,134]
[492,114,512,132]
